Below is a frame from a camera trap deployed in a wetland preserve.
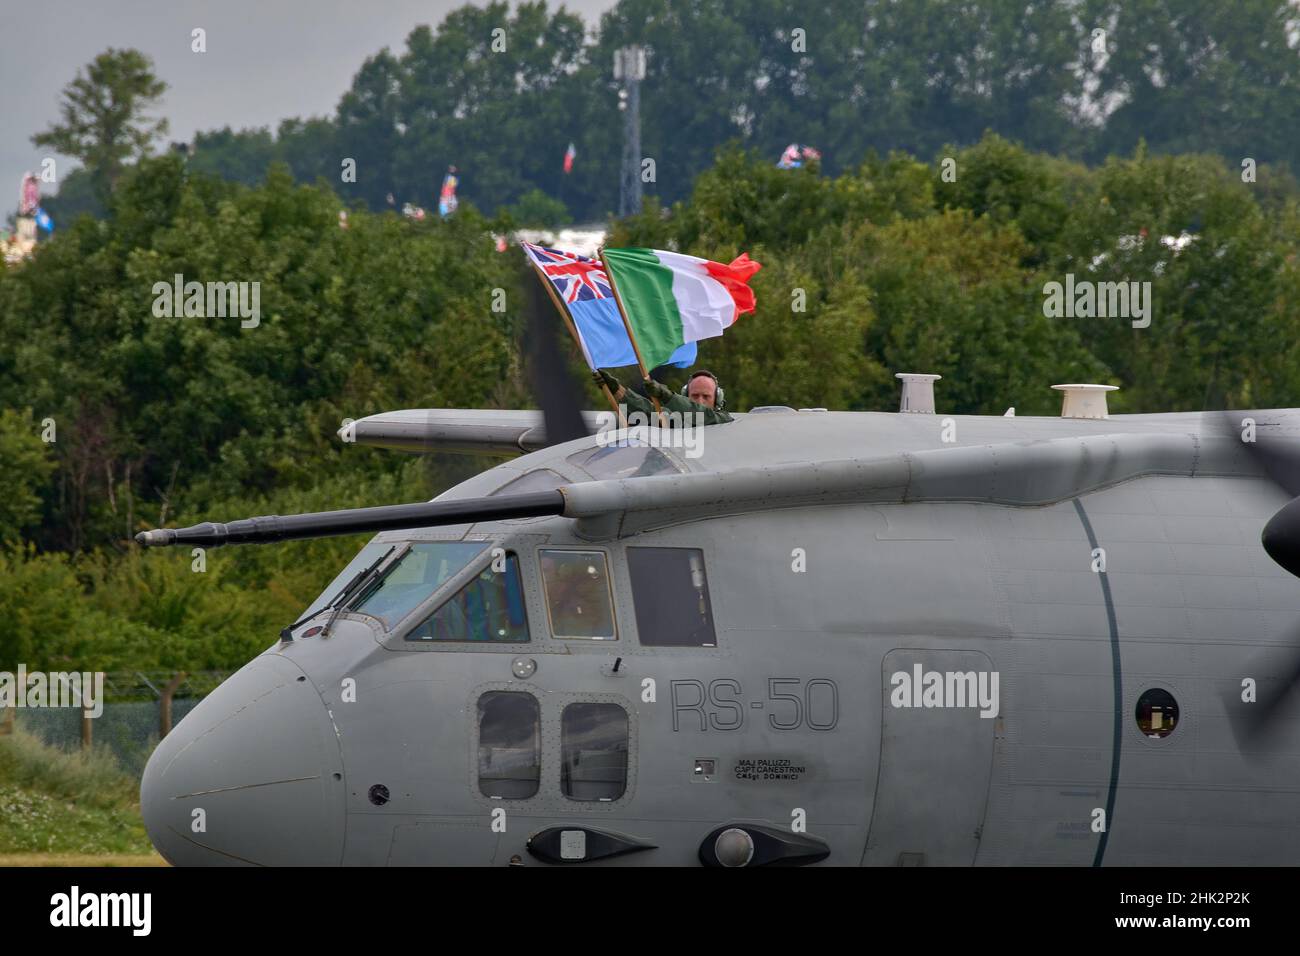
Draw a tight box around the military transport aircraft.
[133,286,1300,867]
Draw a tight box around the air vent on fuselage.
[1051,383,1118,419]
[896,373,941,414]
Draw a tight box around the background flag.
[439,167,459,217]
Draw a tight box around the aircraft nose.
[140,653,346,866]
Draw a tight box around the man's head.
[684,370,724,410]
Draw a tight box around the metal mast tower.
[614,45,646,218]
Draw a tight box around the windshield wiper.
[322,544,403,637]
[280,545,397,641]
[347,561,397,610]
[328,545,398,609]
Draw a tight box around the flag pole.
[598,248,667,428]
[526,258,625,427]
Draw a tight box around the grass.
[0,724,161,860]
[0,853,166,866]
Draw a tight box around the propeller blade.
[1263,496,1300,579]
[134,490,564,548]
[1224,635,1300,750]
[1220,408,1300,579]
[522,259,589,446]
[1211,410,1300,738]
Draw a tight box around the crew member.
[594,368,733,425]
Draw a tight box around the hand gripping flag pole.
[599,247,667,429]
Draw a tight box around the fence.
[1,670,228,777]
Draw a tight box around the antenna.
[614,45,646,218]
[1051,384,1118,419]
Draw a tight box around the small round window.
[1136,688,1179,738]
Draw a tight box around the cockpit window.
[490,469,568,496]
[405,551,529,642]
[627,547,717,647]
[567,442,681,480]
[540,549,616,640]
[352,541,488,628]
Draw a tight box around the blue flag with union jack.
[521,241,696,369]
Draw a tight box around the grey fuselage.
[140,407,1300,865]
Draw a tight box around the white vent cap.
[1051,383,1118,419]
[896,373,941,414]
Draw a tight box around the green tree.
[49,2,1300,225]
[1082,0,1300,165]
[32,49,169,203]
[334,49,405,209]
[503,189,571,227]
[188,127,278,186]
[0,410,56,544]
[386,3,602,214]
[1050,149,1295,412]
[39,167,106,225]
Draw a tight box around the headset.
[681,369,725,411]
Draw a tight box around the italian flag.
[601,248,761,369]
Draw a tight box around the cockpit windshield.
[351,541,489,629]
[567,441,682,480]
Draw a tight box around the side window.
[477,692,540,799]
[540,550,616,640]
[626,547,717,647]
[561,703,629,801]
[406,552,529,642]
[1136,688,1179,738]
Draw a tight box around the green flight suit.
[609,375,734,426]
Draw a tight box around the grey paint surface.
[865,649,996,865]
[140,406,1300,865]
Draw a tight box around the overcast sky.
[0,0,616,212]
